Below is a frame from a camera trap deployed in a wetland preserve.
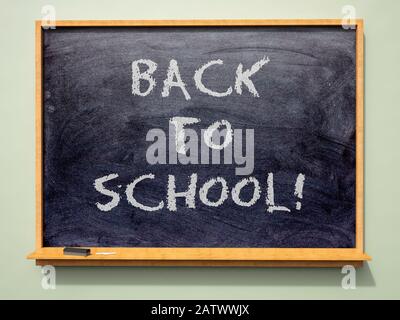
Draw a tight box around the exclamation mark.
[294,173,305,210]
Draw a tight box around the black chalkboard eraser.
[63,247,91,256]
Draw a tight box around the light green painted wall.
[1,0,399,299]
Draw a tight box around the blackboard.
[29,20,369,266]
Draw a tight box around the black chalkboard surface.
[42,25,357,249]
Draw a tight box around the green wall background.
[1,0,399,299]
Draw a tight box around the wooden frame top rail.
[40,19,363,27]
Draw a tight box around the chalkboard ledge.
[27,248,371,268]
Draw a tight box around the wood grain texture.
[48,19,354,27]
[35,259,364,267]
[355,21,364,252]
[27,247,371,261]
[32,20,367,266]
[35,21,43,249]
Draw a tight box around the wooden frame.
[28,19,370,267]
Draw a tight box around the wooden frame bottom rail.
[34,260,365,267]
[28,247,371,267]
